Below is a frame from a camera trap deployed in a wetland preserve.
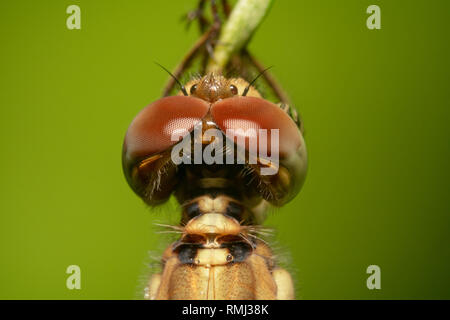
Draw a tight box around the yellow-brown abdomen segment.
[150,244,284,300]
[148,240,294,300]
[146,195,295,300]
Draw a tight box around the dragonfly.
[122,0,307,299]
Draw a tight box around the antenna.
[155,62,188,96]
[242,66,273,96]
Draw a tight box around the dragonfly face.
[184,73,261,102]
[122,73,307,299]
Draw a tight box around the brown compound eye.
[211,96,307,206]
[123,96,209,159]
[122,95,210,204]
[211,96,301,157]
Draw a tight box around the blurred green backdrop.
[1,0,449,299]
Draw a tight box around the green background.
[1,0,449,299]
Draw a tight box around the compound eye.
[190,84,198,95]
[123,96,210,205]
[229,84,238,95]
[123,96,210,161]
[211,96,301,158]
[211,96,307,206]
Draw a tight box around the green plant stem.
[206,0,274,73]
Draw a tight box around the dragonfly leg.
[162,1,224,96]
[182,0,208,33]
